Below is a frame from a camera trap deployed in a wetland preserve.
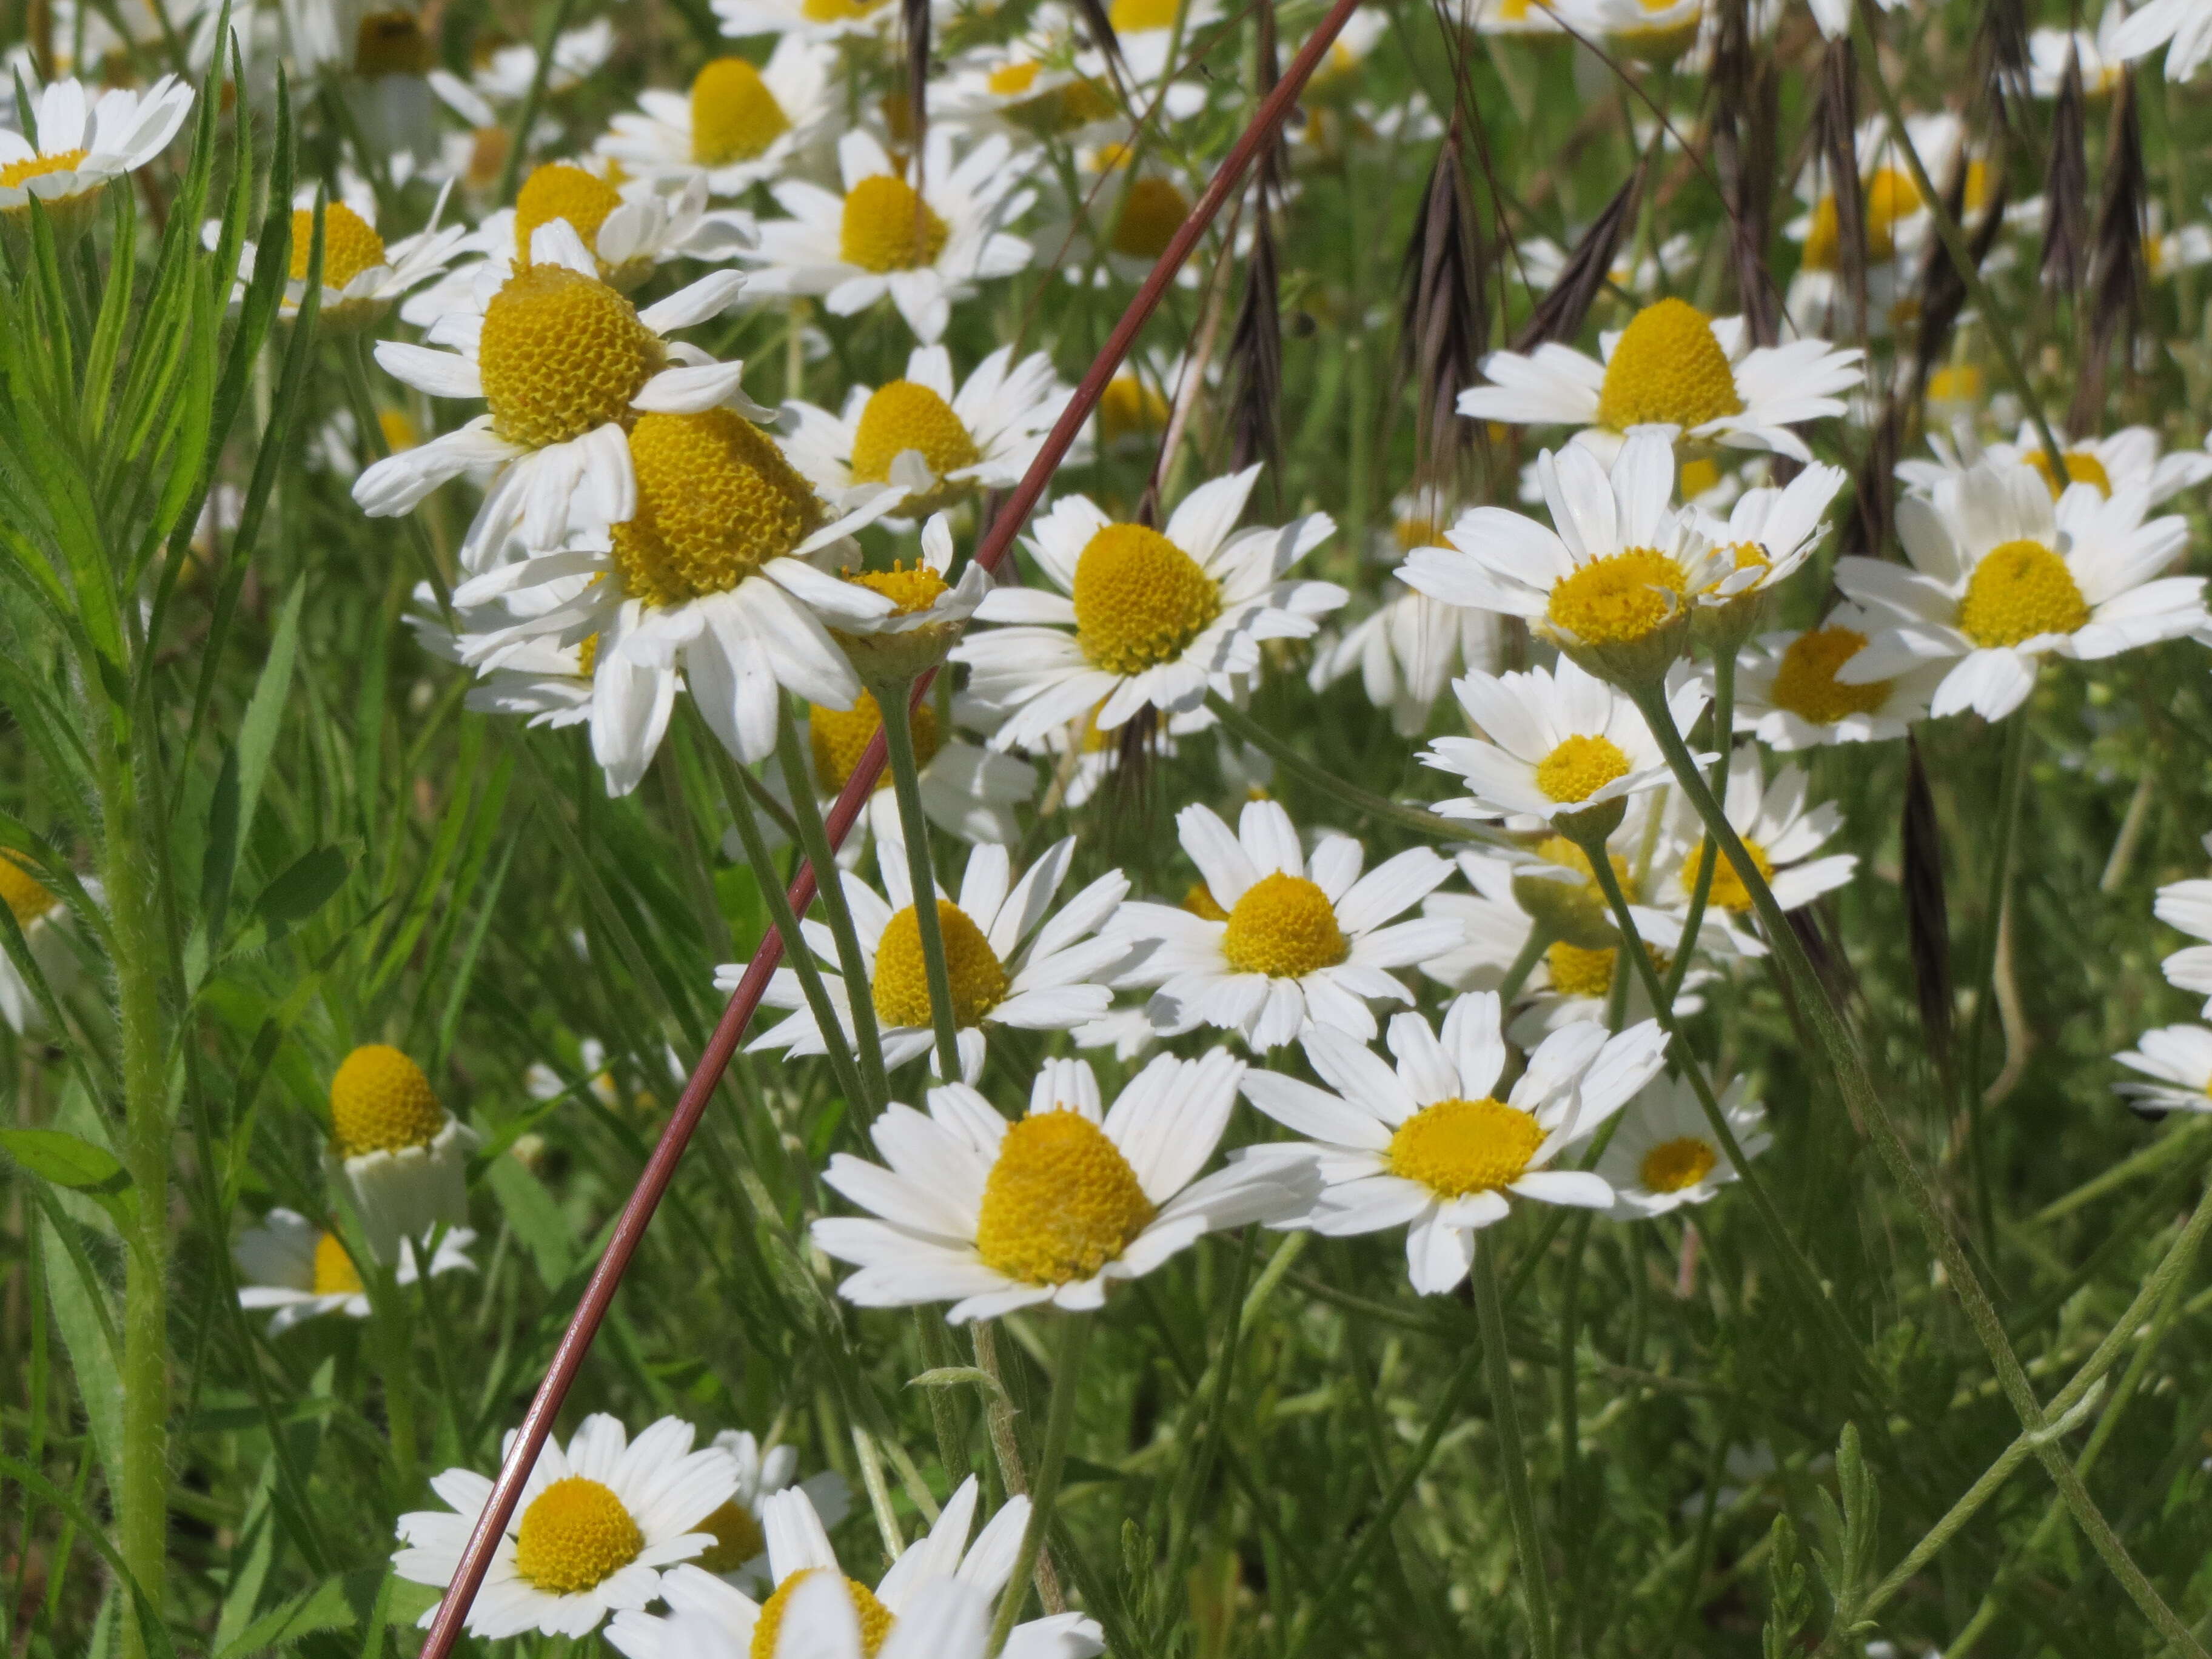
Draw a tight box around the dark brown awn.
[413,3,1369,1648]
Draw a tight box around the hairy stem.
[1474,1242,1558,1659]
[878,683,966,1081]
[987,1313,1091,1655]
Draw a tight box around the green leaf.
[254,845,351,928]
[38,1213,124,1492]
[485,1153,577,1287]
[210,1566,435,1658]
[2,1128,139,1230]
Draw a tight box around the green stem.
[1961,714,2029,1240]
[877,682,965,1081]
[775,699,892,1110]
[914,1311,971,1487]
[987,1313,1091,1656]
[1473,1243,1558,1659]
[1662,649,1732,1008]
[1496,925,1555,1007]
[494,0,582,204]
[1626,677,2211,1659]
[341,333,450,611]
[101,734,168,1659]
[377,1266,418,1497]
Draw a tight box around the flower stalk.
[877,680,965,1081]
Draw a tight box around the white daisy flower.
[1897,422,2212,510]
[1239,993,1669,1295]
[2115,1025,2212,1114]
[1075,0,1224,82]
[1730,602,1945,749]
[744,129,1036,344]
[0,75,195,232]
[739,828,1129,1083]
[1805,0,1908,38]
[811,1053,1308,1319]
[681,1431,850,1592]
[1400,430,1702,685]
[934,38,1127,147]
[1783,113,1970,325]
[2154,848,2212,1015]
[2143,203,2212,284]
[1596,1074,1768,1219]
[597,39,837,196]
[327,1044,480,1264]
[1660,751,1858,953]
[393,1415,740,1641]
[712,0,896,42]
[428,17,615,124]
[2113,0,2212,80]
[1466,0,1578,34]
[0,850,95,1035]
[1419,658,1709,834]
[783,346,1076,523]
[408,577,597,732]
[825,514,1000,681]
[1456,297,1862,465]
[2030,6,2132,98]
[1105,799,1461,1052]
[1686,460,1849,625]
[1042,148,1216,285]
[1832,455,2205,722]
[1307,579,1504,736]
[951,465,1343,752]
[355,220,754,565]
[234,1208,475,1334]
[609,1477,1099,1659]
[219,181,468,329]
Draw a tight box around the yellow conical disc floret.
[312,1232,364,1296]
[1640,1136,1717,1193]
[1071,523,1222,675]
[611,409,826,607]
[1546,940,1617,999]
[1098,374,1168,446]
[1110,178,1190,261]
[512,1476,644,1594]
[1108,0,1178,28]
[809,692,940,793]
[802,0,887,19]
[1957,540,2090,648]
[330,1044,447,1158]
[846,561,949,615]
[1,149,88,193]
[840,176,949,273]
[1533,734,1631,804]
[1221,872,1347,979]
[1862,167,1920,260]
[514,163,625,261]
[1546,550,1689,646]
[1387,1097,1544,1197]
[871,899,1009,1029]
[752,1572,895,1659]
[988,62,1042,96]
[1594,299,1744,434]
[848,381,981,503]
[691,57,791,167]
[1689,837,1774,914]
[694,1500,769,1575]
[476,264,665,451]
[975,1110,1158,1284]
[354,9,432,75]
[1769,626,1891,724]
[290,202,387,287]
[2025,448,2114,500]
[0,851,60,927]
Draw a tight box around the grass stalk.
[987,1312,1091,1656]
[1473,1242,1558,1659]
[877,681,966,1081]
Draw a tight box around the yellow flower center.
[809,692,940,793]
[1533,734,1631,805]
[477,264,665,451]
[839,175,949,273]
[330,1044,447,1158]
[974,1110,1158,1285]
[1956,538,2090,649]
[1387,1096,1545,1198]
[1545,549,1689,646]
[0,851,59,927]
[514,163,624,261]
[1639,1136,1717,1193]
[1098,374,1169,446]
[312,1231,364,1296]
[1,147,89,191]
[354,9,432,75]
[1691,836,1773,914]
[800,0,888,19]
[1393,514,1446,552]
[848,380,981,501]
[290,201,387,287]
[1678,457,1720,498]
[1220,871,1347,979]
[1108,0,1179,29]
[466,125,511,192]
[871,899,1010,1030]
[1546,939,1617,998]
[846,560,950,615]
[988,61,1042,95]
[2024,448,2113,500]
[379,407,418,451]
[694,1500,768,1574]
[512,1475,644,1595]
[576,632,601,676]
[691,57,791,167]
[1070,523,1223,675]
[1594,299,1744,433]
[1182,881,1229,922]
[1769,626,1891,724]
[1535,834,1637,900]
[1110,176,1190,261]
[611,409,826,607]
[753,1572,894,1659]
[1008,76,1117,136]
[1862,167,1920,260]
[1928,364,1982,404]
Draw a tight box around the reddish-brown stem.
[413,5,1365,1648]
